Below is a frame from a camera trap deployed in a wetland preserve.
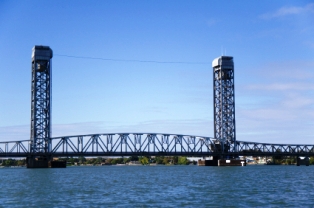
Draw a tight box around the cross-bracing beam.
[1,134,314,157]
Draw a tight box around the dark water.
[1,165,314,207]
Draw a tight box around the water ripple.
[1,165,314,207]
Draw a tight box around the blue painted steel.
[1,133,314,157]
[30,46,53,154]
[213,56,236,145]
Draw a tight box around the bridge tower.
[212,56,236,154]
[27,46,53,168]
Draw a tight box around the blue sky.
[0,0,313,144]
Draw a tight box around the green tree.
[149,157,156,163]
[155,156,164,164]
[129,156,139,161]
[272,149,283,164]
[95,157,103,164]
[3,159,16,166]
[17,159,26,166]
[106,158,112,164]
[291,157,296,164]
[140,157,149,165]
[123,157,130,164]
[162,157,169,165]
[285,158,291,165]
[68,157,76,165]
[111,158,123,165]
[79,156,86,164]
[177,157,189,165]
[173,156,178,164]
[86,158,95,164]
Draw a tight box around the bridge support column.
[26,156,66,168]
[26,156,49,168]
[29,46,53,168]
[212,56,236,147]
[296,157,310,166]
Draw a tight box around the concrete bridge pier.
[26,156,49,168]
[26,156,66,168]
[296,157,309,166]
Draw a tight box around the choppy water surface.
[1,165,314,207]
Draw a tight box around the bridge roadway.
[1,133,314,158]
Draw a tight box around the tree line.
[59,156,192,166]
[0,156,191,167]
[270,156,314,165]
[0,159,26,167]
[3,156,314,167]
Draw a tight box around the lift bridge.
[0,46,314,167]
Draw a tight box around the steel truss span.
[1,133,314,157]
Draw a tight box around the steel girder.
[234,141,314,156]
[1,134,314,157]
[48,133,217,156]
[0,140,30,157]
[30,46,53,154]
[213,56,236,147]
[0,133,217,157]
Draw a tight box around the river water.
[1,165,314,207]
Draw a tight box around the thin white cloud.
[260,3,314,19]
[304,41,314,49]
[52,121,107,137]
[239,108,297,121]
[235,58,314,144]
[237,103,314,144]
[237,117,314,144]
[207,18,218,27]
[96,119,213,137]
[249,60,314,81]
[0,119,213,142]
[247,83,314,91]
[0,125,29,142]
[281,93,314,109]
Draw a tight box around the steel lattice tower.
[30,46,53,153]
[212,56,236,147]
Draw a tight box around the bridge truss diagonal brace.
[2,134,314,157]
[46,133,217,156]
